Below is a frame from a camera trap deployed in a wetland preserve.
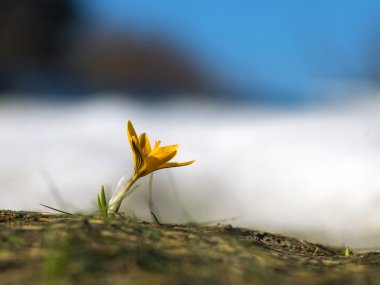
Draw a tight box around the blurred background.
[2,0,380,248]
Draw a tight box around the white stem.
[108,176,138,216]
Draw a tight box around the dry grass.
[0,210,379,285]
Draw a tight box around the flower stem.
[108,176,138,216]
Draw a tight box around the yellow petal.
[139,145,178,175]
[149,144,178,163]
[131,136,144,175]
[127,120,138,146]
[138,133,151,157]
[157,160,195,170]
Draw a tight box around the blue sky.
[78,0,380,100]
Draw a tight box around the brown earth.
[0,210,379,285]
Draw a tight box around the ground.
[0,210,379,285]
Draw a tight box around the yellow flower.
[127,120,195,179]
[108,120,194,215]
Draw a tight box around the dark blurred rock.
[64,32,219,96]
[0,0,76,60]
[0,1,228,98]
[0,0,77,90]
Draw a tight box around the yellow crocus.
[108,120,194,215]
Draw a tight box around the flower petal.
[149,144,178,163]
[127,120,138,146]
[138,133,151,157]
[157,160,195,170]
[139,145,178,175]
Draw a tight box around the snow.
[1,94,380,248]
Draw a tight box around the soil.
[0,210,379,285]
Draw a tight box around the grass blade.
[100,185,107,210]
[97,195,102,211]
[150,211,162,225]
[166,170,192,221]
[40,204,73,216]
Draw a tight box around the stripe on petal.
[131,137,144,175]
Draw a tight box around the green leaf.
[97,195,102,211]
[101,185,107,209]
[345,247,351,257]
[97,185,109,219]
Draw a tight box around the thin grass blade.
[40,204,73,216]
